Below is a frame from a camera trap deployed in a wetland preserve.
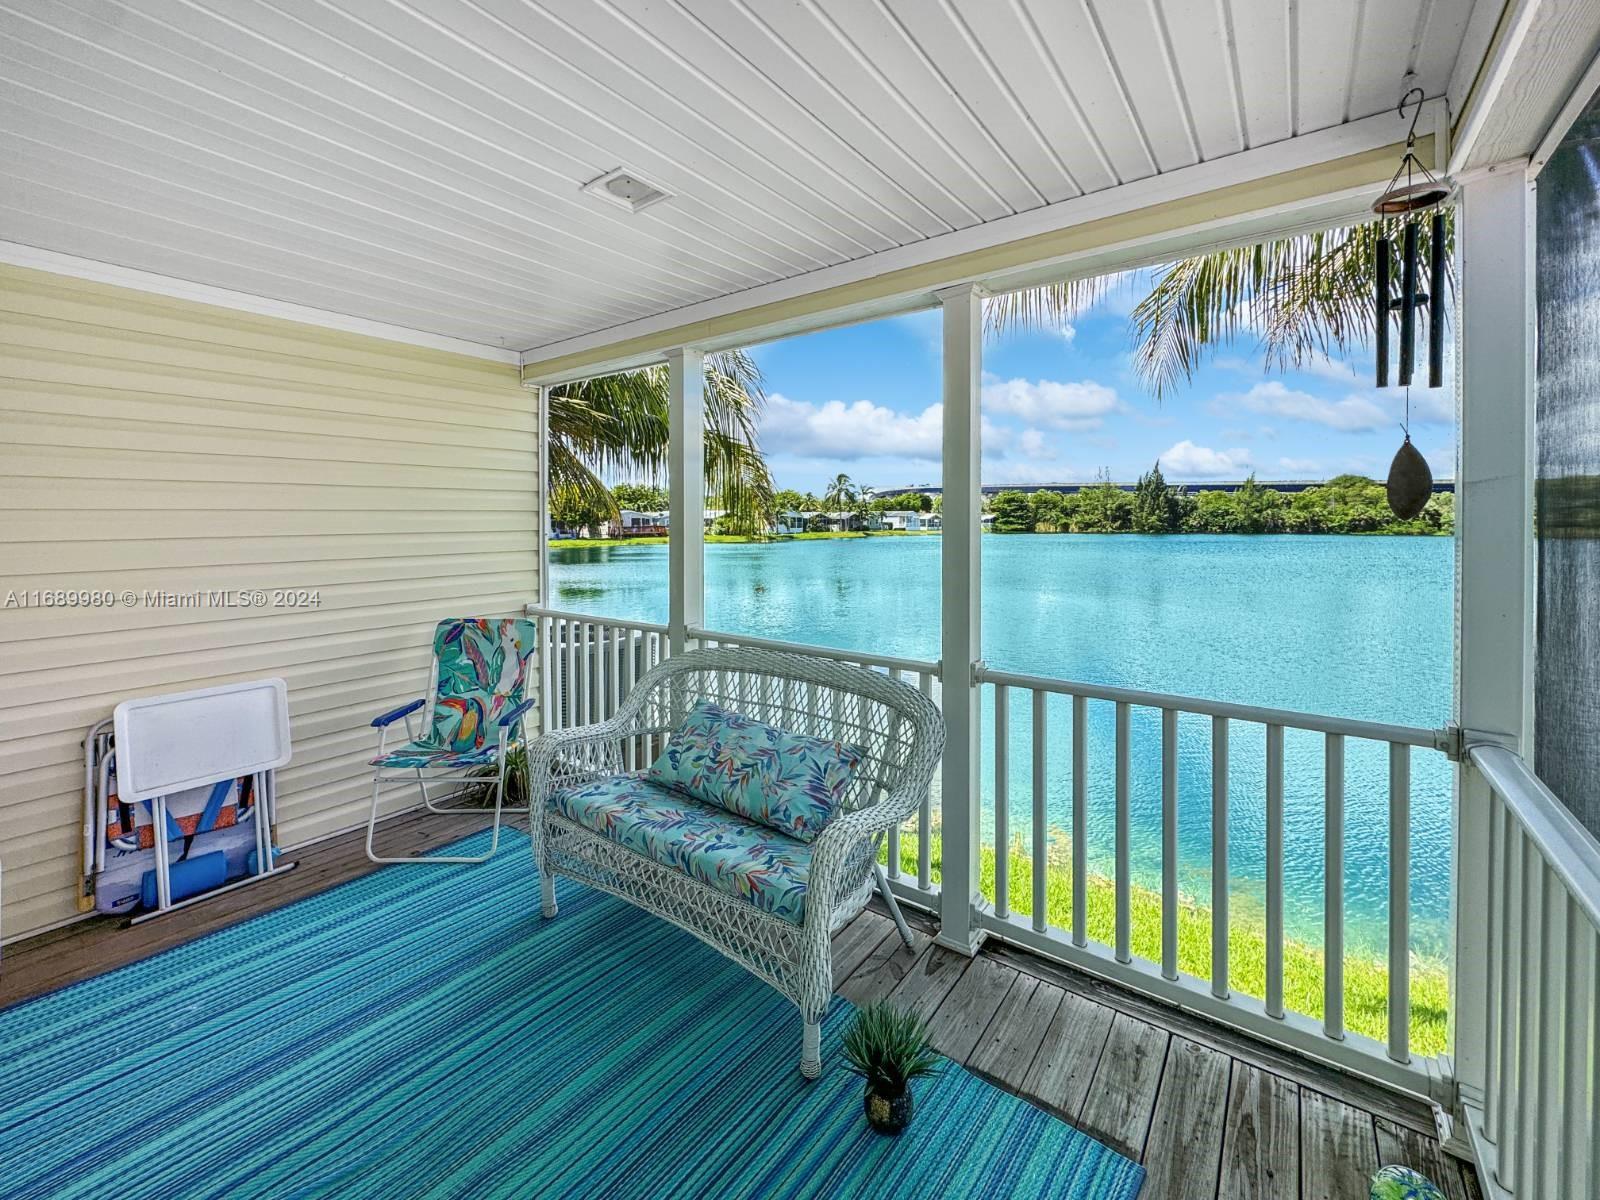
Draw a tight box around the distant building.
[880,509,938,531]
[605,509,670,538]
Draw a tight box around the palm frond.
[546,348,768,521]
[988,213,1454,398]
[984,275,1112,337]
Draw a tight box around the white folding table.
[113,678,296,922]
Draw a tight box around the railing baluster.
[1266,723,1285,1020]
[886,670,903,881]
[1482,796,1504,1139]
[1115,701,1131,964]
[1161,708,1178,981]
[1496,823,1523,1161]
[1515,835,1541,1199]
[1324,732,1345,1039]
[1588,924,1599,1197]
[1071,694,1087,947]
[610,622,623,723]
[1032,689,1048,933]
[541,616,555,734]
[1537,869,1563,1196]
[1387,741,1410,1062]
[1211,716,1229,1000]
[564,617,579,729]
[622,626,637,768]
[917,671,934,890]
[994,684,1010,919]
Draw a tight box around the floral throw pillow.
[645,701,863,841]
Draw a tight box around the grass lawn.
[883,829,1448,1057]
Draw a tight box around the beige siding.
[0,264,538,941]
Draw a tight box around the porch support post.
[535,384,551,609]
[667,348,705,655]
[936,283,986,956]
[1452,166,1536,1116]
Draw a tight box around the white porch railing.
[973,664,1453,1092]
[532,607,671,769]
[1456,743,1600,1200]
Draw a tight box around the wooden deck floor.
[2,811,1481,1200]
[834,905,1482,1200]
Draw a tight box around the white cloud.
[1276,456,1322,474]
[1018,428,1056,460]
[981,376,1121,430]
[1230,381,1390,432]
[1160,440,1254,479]
[1218,380,1454,434]
[761,393,943,460]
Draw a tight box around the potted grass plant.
[841,1001,941,1135]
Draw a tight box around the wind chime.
[1372,87,1450,520]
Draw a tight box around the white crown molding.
[0,241,521,365]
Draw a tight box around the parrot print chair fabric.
[370,619,537,769]
[427,618,536,755]
[365,618,539,866]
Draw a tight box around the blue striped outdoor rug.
[0,830,1143,1199]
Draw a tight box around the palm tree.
[985,213,1453,399]
[547,350,774,527]
[822,473,856,513]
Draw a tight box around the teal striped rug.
[1,830,1143,1199]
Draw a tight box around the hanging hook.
[1398,87,1426,148]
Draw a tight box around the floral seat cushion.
[371,743,499,769]
[644,701,863,841]
[551,773,813,924]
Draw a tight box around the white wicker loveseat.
[527,646,944,1078]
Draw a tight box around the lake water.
[550,534,1455,957]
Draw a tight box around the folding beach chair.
[365,618,538,865]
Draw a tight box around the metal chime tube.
[1375,235,1391,387]
[1399,220,1419,385]
[1428,210,1445,388]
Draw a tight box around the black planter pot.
[863,1084,914,1135]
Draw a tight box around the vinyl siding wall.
[0,264,539,942]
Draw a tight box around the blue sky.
[745,268,1455,496]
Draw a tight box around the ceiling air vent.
[581,167,672,214]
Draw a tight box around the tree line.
[553,474,937,536]
[988,465,1453,535]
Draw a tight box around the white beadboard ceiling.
[0,0,1484,355]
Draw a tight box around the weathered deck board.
[1078,1011,1173,1158]
[884,943,968,1022]
[1218,1062,1301,1200]
[1302,1089,1380,1200]
[833,921,927,1008]
[1018,988,1117,1121]
[1140,1036,1233,1199]
[964,973,1061,1087]
[1,814,1488,1200]
[829,910,893,985]
[923,954,1016,1064]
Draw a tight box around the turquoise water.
[549,535,1455,956]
